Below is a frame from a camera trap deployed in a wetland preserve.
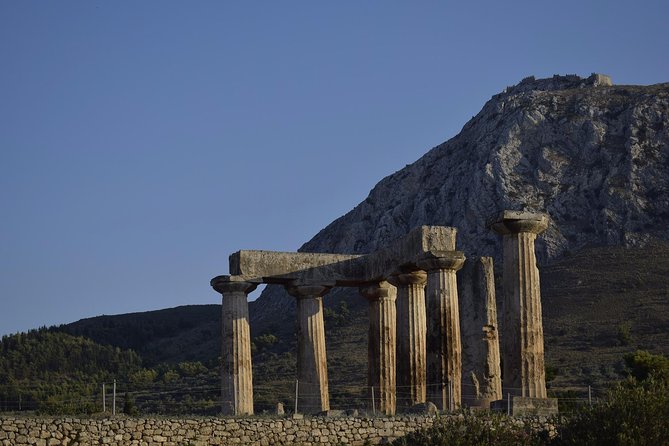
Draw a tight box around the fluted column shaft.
[212,277,257,416]
[286,283,330,413]
[418,252,465,410]
[391,270,428,409]
[360,281,397,415]
[493,212,549,399]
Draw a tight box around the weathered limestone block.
[363,226,457,280]
[417,251,465,410]
[491,210,549,398]
[390,270,428,410]
[223,226,457,287]
[458,256,502,407]
[229,251,363,284]
[211,275,257,415]
[286,282,331,413]
[359,281,397,416]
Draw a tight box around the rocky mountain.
[251,73,669,329]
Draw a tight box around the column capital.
[389,270,427,287]
[211,275,258,295]
[490,210,548,235]
[285,281,332,299]
[416,250,466,272]
[359,281,395,301]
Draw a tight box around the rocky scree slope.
[251,74,669,327]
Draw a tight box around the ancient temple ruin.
[210,211,557,416]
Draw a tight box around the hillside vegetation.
[0,330,141,413]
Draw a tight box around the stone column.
[492,211,549,398]
[390,270,428,409]
[286,282,331,413]
[211,275,257,415]
[417,251,465,411]
[360,281,397,416]
[479,257,503,403]
[458,256,502,408]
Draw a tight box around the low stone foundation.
[0,415,436,446]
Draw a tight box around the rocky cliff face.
[251,74,669,323]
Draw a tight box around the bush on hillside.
[623,350,669,383]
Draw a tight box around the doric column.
[390,270,428,409]
[492,211,549,398]
[417,251,465,411]
[360,281,397,416]
[211,275,257,415]
[285,282,331,413]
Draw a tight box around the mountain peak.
[500,73,613,97]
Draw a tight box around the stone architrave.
[390,270,428,409]
[211,275,258,415]
[417,251,466,411]
[458,256,502,407]
[491,211,549,398]
[360,281,397,416]
[285,282,331,413]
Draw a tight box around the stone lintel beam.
[222,226,457,287]
[230,251,365,285]
[364,226,457,280]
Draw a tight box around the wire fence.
[0,378,607,417]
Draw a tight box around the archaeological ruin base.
[211,211,557,416]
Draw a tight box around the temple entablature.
[214,225,458,289]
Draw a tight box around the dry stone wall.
[0,415,436,446]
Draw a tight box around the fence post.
[294,380,299,414]
[102,383,106,413]
[507,392,511,416]
[588,385,592,406]
[371,386,376,415]
[112,380,116,415]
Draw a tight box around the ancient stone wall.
[0,415,436,446]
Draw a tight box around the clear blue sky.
[1,1,667,336]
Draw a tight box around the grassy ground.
[542,244,669,391]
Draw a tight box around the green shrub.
[177,361,207,377]
[552,379,669,446]
[391,411,545,446]
[617,322,632,346]
[623,350,669,383]
[129,368,158,385]
[254,333,279,350]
